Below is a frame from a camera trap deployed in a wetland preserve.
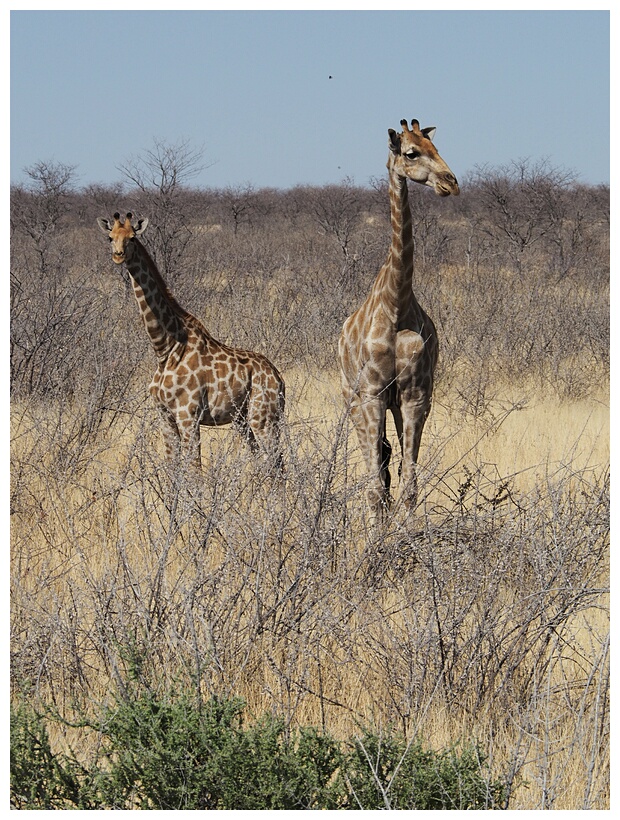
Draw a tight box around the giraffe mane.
[131,235,191,321]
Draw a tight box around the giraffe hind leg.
[245,382,285,473]
[381,425,393,500]
[390,405,404,479]
[246,414,285,474]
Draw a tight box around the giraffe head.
[97,211,149,264]
[388,118,459,197]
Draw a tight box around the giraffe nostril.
[443,173,459,195]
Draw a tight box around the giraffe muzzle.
[436,174,460,197]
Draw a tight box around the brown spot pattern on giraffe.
[338,118,458,520]
[97,212,284,470]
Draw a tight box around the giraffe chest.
[340,312,435,398]
[344,303,430,359]
[150,351,251,426]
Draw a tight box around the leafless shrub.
[10,162,609,807]
[10,390,608,803]
[115,138,208,281]
[468,159,575,273]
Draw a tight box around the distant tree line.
[10,143,609,407]
[9,143,610,810]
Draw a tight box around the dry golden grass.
[283,365,609,519]
[10,170,609,807]
[10,366,609,809]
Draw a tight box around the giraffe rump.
[97,212,285,473]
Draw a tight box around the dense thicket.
[10,158,609,404]
[10,157,609,809]
[11,694,505,810]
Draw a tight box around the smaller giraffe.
[338,119,459,522]
[97,212,285,472]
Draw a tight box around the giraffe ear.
[96,217,112,234]
[134,218,149,236]
[422,127,436,142]
[388,128,401,154]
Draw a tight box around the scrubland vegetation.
[10,147,609,808]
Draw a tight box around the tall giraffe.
[338,119,459,521]
[97,212,285,471]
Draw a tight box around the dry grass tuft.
[10,371,609,809]
[10,174,609,808]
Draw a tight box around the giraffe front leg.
[349,397,391,523]
[154,402,182,462]
[398,399,430,512]
[176,411,203,474]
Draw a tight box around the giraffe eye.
[405,150,421,160]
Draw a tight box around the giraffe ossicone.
[97,212,285,473]
[338,118,459,522]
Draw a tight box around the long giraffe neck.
[125,239,189,360]
[374,163,420,322]
[385,168,413,313]
[391,165,413,259]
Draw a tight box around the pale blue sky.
[10,8,610,190]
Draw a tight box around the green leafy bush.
[10,693,506,810]
[342,727,505,809]
[94,691,343,809]
[10,703,94,809]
